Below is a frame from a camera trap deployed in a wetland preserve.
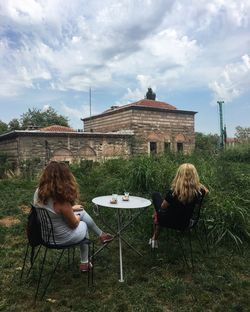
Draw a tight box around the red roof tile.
[104,99,177,113]
[40,125,76,132]
[226,137,238,143]
[131,99,176,110]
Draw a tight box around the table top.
[92,195,151,209]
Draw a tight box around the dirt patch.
[0,216,21,227]
[20,205,30,215]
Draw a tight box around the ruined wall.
[0,138,19,169]
[0,132,132,171]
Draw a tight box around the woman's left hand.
[72,204,84,211]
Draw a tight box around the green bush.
[220,144,250,162]
[19,158,42,180]
[0,153,11,179]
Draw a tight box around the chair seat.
[43,237,91,249]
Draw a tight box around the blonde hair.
[171,163,201,204]
[38,161,79,205]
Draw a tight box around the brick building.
[83,99,196,154]
[0,96,196,171]
[0,125,132,170]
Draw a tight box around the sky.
[0,0,249,137]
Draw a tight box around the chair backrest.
[189,192,205,229]
[34,206,57,246]
[27,204,43,247]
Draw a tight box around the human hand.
[201,184,209,194]
[73,204,84,211]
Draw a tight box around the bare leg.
[152,224,160,240]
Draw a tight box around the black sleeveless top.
[158,188,206,230]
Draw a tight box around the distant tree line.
[195,127,250,152]
[0,107,69,134]
[235,126,250,143]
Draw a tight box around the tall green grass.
[1,147,250,311]
[0,147,249,248]
[70,150,250,249]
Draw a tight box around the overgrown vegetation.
[0,147,250,311]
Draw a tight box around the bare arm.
[161,199,169,209]
[54,202,80,229]
[200,184,209,194]
[72,204,84,211]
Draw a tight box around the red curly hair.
[38,161,79,205]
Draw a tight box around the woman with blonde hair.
[34,161,113,271]
[149,163,209,248]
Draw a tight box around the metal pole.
[117,209,124,282]
[217,101,224,149]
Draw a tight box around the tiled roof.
[226,137,238,143]
[131,99,177,110]
[104,99,177,113]
[40,125,76,132]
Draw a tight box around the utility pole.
[217,100,224,149]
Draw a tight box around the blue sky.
[0,0,249,136]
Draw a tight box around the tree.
[0,120,8,135]
[235,126,250,143]
[20,107,69,129]
[8,118,21,131]
[195,132,219,152]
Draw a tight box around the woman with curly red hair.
[34,161,113,271]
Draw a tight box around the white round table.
[92,195,151,282]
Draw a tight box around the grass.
[0,151,250,311]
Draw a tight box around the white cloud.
[61,102,99,123]
[209,54,250,104]
[42,104,50,111]
[0,0,249,107]
[118,74,157,104]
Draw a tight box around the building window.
[150,142,157,154]
[164,142,171,153]
[177,142,183,152]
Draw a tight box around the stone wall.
[0,137,19,167]
[84,107,195,154]
[0,131,132,170]
[131,109,195,154]
[84,109,133,133]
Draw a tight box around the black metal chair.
[151,194,209,270]
[21,204,94,301]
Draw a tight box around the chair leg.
[20,243,30,281]
[201,220,209,254]
[35,247,48,302]
[188,230,194,271]
[87,242,95,286]
[67,249,70,268]
[26,245,42,280]
[192,220,210,257]
[40,249,65,300]
[176,233,189,268]
[91,241,94,285]
[87,243,90,286]
[21,244,42,282]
